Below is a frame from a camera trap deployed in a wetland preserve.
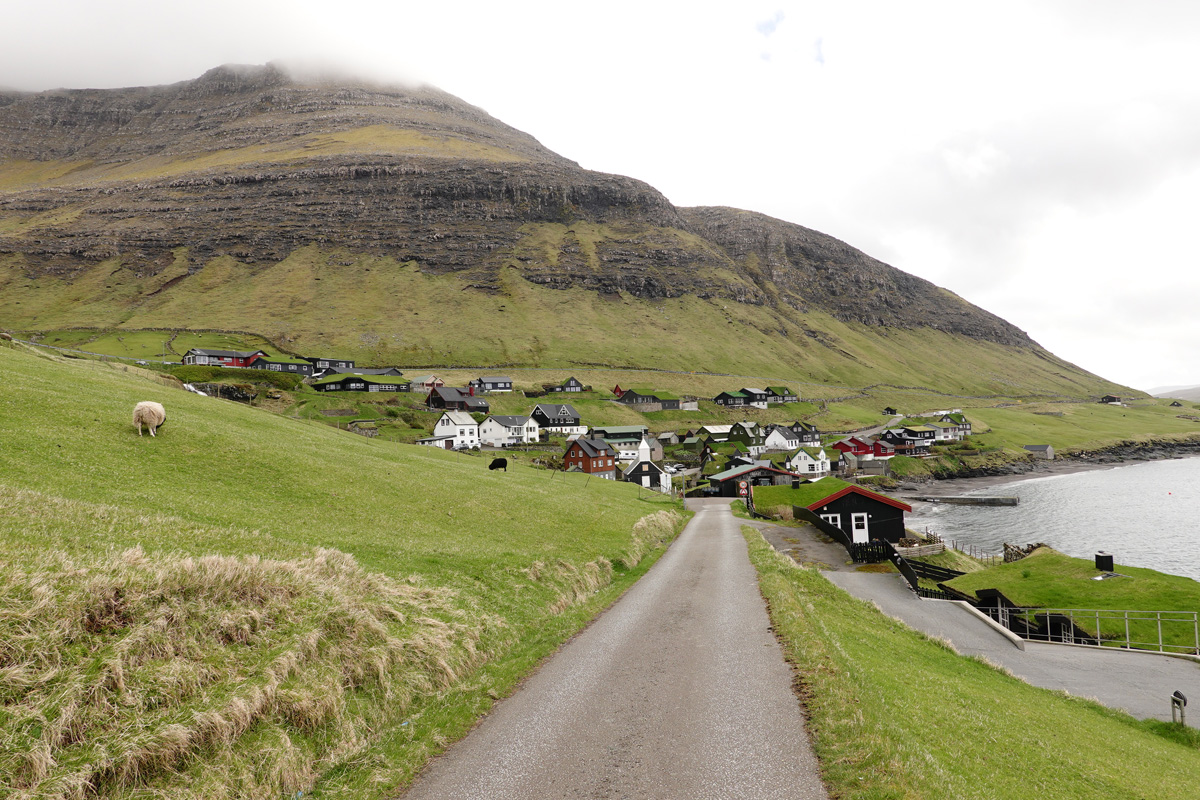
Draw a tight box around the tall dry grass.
[0,547,494,799]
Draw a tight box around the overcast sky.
[6,1,1199,392]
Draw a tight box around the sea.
[905,456,1200,582]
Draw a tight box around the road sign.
[739,487,748,496]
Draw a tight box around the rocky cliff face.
[0,63,1035,349]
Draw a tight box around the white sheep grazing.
[132,401,166,437]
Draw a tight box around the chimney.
[469,385,475,396]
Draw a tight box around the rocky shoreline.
[895,436,1200,497]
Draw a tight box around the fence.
[948,539,1001,566]
[895,543,945,558]
[986,606,1200,655]
[906,560,965,583]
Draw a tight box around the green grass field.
[0,341,683,798]
[944,547,1200,652]
[746,530,1200,799]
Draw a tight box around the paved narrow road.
[401,499,828,799]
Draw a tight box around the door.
[851,513,869,543]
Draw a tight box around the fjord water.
[907,457,1200,581]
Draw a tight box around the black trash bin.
[1095,551,1114,571]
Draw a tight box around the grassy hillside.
[1,245,1132,398]
[0,341,682,798]
[747,530,1200,799]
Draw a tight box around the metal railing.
[987,606,1200,655]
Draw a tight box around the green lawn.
[746,529,1200,799]
[0,341,684,798]
[944,547,1200,652]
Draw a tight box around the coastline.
[894,459,1115,498]
[893,446,1200,514]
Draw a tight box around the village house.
[180,348,267,368]
[479,415,540,447]
[786,447,832,479]
[246,355,315,376]
[706,463,801,497]
[699,424,733,442]
[713,391,748,408]
[612,388,696,411]
[563,438,618,479]
[790,477,912,544]
[427,386,490,414]
[303,356,355,372]
[409,375,445,391]
[468,376,514,393]
[766,386,799,404]
[922,420,961,443]
[739,388,770,409]
[531,403,587,436]
[609,435,664,464]
[727,422,767,457]
[830,436,895,460]
[312,365,404,380]
[623,457,671,493]
[428,410,480,450]
[544,376,586,393]
[785,421,821,446]
[837,451,892,477]
[591,424,650,444]
[656,430,681,446]
[879,425,936,456]
[763,425,801,452]
[939,412,972,437]
[1023,444,1055,460]
[311,374,410,393]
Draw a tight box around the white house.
[432,410,479,449]
[764,426,801,452]
[479,415,539,447]
[786,447,832,479]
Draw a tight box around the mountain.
[1153,385,1200,402]
[0,63,1128,395]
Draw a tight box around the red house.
[830,436,894,459]
[180,348,267,367]
[563,438,617,480]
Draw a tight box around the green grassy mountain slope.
[0,341,680,796]
[0,64,1129,397]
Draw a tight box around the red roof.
[804,484,912,513]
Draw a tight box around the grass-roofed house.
[311,373,410,393]
[706,462,800,497]
[762,476,912,544]
[713,391,748,408]
[245,354,315,376]
[766,386,799,404]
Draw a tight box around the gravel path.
[401,499,828,799]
